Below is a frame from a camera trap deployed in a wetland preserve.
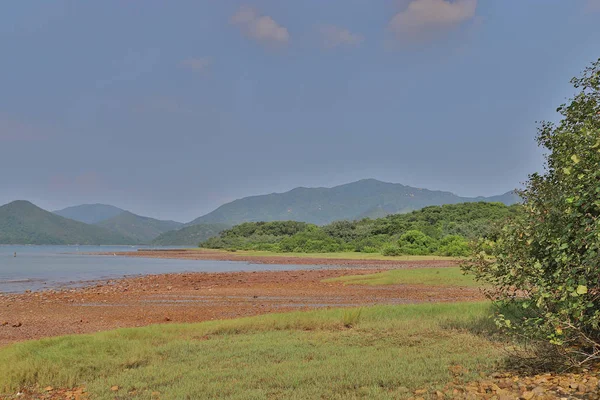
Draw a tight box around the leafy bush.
[381,244,402,256]
[278,227,346,253]
[397,230,438,255]
[351,235,388,252]
[437,235,470,257]
[464,59,600,366]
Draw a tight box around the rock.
[44,386,53,391]
[521,391,535,400]
[12,322,22,328]
[531,386,545,395]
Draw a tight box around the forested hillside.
[201,202,521,256]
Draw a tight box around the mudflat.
[0,264,482,346]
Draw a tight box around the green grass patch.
[325,267,479,287]
[0,302,502,399]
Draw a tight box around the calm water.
[0,245,318,293]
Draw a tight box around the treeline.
[200,202,522,257]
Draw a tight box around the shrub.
[351,235,387,252]
[437,235,470,257]
[397,230,438,255]
[464,59,600,366]
[278,228,345,253]
[381,244,402,256]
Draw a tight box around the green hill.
[0,201,135,245]
[95,211,183,244]
[188,179,520,226]
[53,204,125,224]
[201,202,522,255]
[151,223,230,246]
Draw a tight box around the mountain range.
[188,179,520,226]
[0,201,136,245]
[0,179,520,245]
[53,204,184,244]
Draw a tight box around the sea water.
[0,245,316,293]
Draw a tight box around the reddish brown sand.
[0,257,481,346]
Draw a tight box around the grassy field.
[0,302,502,400]
[194,248,459,262]
[325,267,479,287]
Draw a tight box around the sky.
[1,0,599,222]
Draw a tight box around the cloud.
[181,57,212,72]
[389,0,478,41]
[319,25,364,48]
[231,6,289,46]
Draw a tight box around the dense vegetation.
[96,211,183,244]
[151,223,230,246]
[189,178,519,226]
[465,58,600,366]
[201,202,521,257]
[0,201,136,245]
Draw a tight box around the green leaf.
[576,285,588,295]
[571,154,581,164]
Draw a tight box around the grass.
[192,248,459,262]
[0,302,502,399]
[325,267,480,287]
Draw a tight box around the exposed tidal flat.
[0,245,331,294]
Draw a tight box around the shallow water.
[0,245,320,293]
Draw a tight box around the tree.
[464,58,600,366]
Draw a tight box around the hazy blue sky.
[1,1,599,222]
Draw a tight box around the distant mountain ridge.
[0,201,135,245]
[54,204,183,244]
[53,204,125,224]
[187,179,520,226]
[96,211,183,244]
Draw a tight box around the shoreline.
[93,248,460,268]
